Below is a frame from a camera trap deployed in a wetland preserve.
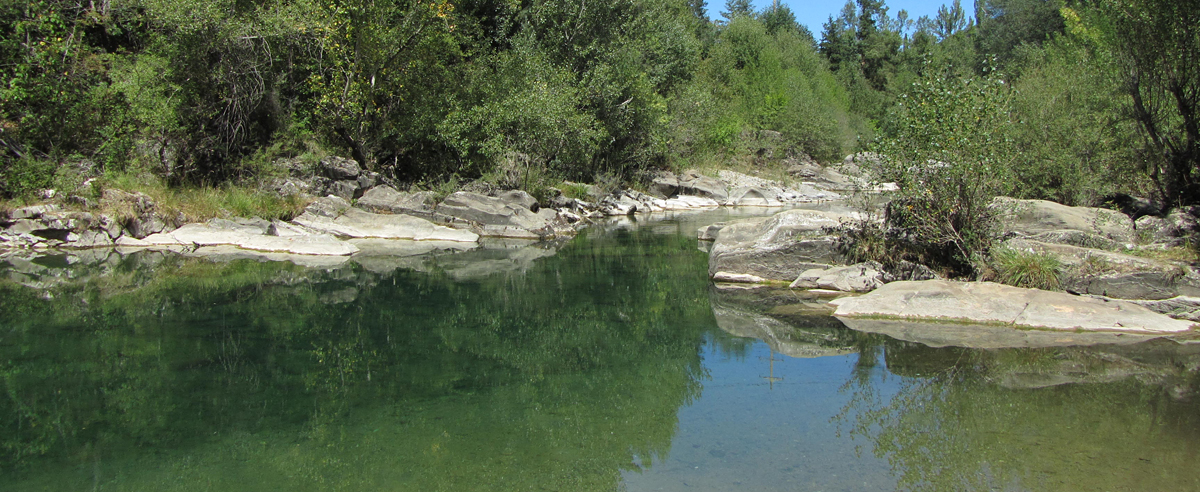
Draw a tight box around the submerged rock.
[831,280,1195,333]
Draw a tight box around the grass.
[559,182,593,201]
[22,170,313,223]
[990,247,1063,291]
[1123,244,1199,263]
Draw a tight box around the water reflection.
[2,211,1199,491]
[0,224,712,490]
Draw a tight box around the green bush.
[875,64,1017,274]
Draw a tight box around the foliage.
[1073,0,1200,208]
[875,65,1016,273]
[989,247,1063,290]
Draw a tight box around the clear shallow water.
[1,210,1198,491]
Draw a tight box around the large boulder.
[319,156,362,180]
[495,190,539,211]
[294,196,479,242]
[437,191,555,237]
[993,197,1135,247]
[1003,238,1200,300]
[831,280,1195,333]
[648,170,680,198]
[708,209,854,281]
[677,170,729,202]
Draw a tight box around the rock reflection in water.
[710,283,1200,492]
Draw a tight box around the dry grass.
[1123,244,1199,263]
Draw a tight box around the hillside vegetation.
[1,0,1195,213]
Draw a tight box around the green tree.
[1073,0,1200,207]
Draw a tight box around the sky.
[745,0,964,35]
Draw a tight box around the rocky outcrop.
[1002,238,1200,300]
[831,280,1196,333]
[993,197,1135,248]
[708,209,856,281]
[436,191,564,239]
[1116,296,1200,322]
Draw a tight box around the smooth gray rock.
[993,196,1135,245]
[831,280,1196,333]
[708,209,852,281]
[790,261,885,292]
[727,187,782,207]
[356,186,438,217]
[293,203,479,242]
[1003,238,1200,300]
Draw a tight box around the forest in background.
[1,0,1197,212]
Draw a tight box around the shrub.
[874,64,1017,275]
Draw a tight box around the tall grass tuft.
[991,248,1063,291]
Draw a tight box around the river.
[1,209,1197,491]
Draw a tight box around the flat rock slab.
[293,207,479,242]
[831,280,1195,333]
[139,223,359,256]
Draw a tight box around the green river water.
[1,210,1198,491]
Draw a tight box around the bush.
[990,248,1062,291]
[874,64,1017,275]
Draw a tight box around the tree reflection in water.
[0,226,715,491]
[837,338,1200,492]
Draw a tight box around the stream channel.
[1,207,1199,491]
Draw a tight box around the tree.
[1076,0,1200,207]
[720,0,752,22]
[933,0,967,40]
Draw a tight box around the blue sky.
[745,0,964,34]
